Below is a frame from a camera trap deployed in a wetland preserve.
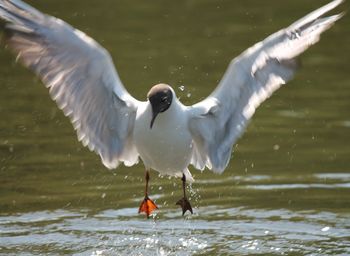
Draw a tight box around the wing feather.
[0,0,141,169]
[189,0,344,173]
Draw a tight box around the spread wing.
[188,0,344,173]
[0,0,142,169]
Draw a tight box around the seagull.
[0,0,344,217]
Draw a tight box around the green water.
[0,0,349,255]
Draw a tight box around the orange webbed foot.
[138,196,158,218]
[176,197,193,216]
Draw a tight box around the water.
[1,0,350,255]
[1,203,349,255]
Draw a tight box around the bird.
[0,0,344,217]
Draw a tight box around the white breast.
[133,100,193,176]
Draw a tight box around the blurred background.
[0,0,349,255]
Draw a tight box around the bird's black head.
[147,83,173,129]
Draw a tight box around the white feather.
[188,0,344,173]
[0,0,142,169]
[0,0,343,177]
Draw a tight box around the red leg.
[138,170,158,218]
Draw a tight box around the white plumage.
[0,0,344,180]
[133,87,194,181]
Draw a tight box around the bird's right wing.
[0,0,142,169]
[188,0,344,173]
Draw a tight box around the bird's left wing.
[188,0,344,173]
[0,0,142,169]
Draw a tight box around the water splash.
[178,85,185,91]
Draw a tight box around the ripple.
[314,173,350,182]
[0,207,349,255]
[277,110,306,118]
[245,183,350,190]
[342,120,350,128]
[1,173,350,255]
[195,175,271,184]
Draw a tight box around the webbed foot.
[139,196,158,218]
[176,197,193,215]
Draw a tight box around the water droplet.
[273,144,280,150]
[92,250,105,256]
[321,226,330,232]
[187,93,191,98]
[179,85,185,91]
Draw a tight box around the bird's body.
[0,0,344,216]
[133,88,193,178]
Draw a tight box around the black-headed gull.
[0,0,344,216]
